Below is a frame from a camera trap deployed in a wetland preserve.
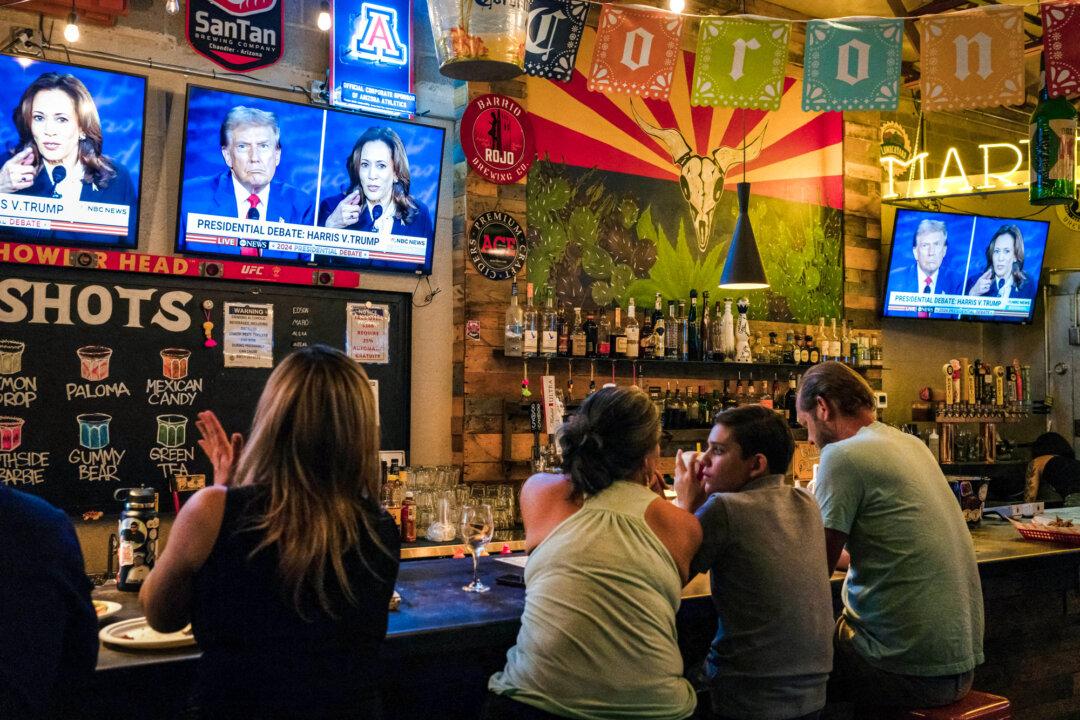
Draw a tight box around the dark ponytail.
[558,386,660,496]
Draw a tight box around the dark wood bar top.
[93,517,1079,672]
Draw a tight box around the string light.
[668,0,684,14]
[317,0,332,31]
[63,9,80,43]
[166,0,181,15]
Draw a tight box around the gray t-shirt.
[814,422,984,676]
[691,474,834,720]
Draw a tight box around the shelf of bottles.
[500,280,884,372]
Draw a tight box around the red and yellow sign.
[460,94,535,184]
[587,5,684,100]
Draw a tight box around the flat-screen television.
[882,208,1049,324]
[0,56,146,249]
[176,85,445,275]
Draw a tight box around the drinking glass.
[460,504,494,593]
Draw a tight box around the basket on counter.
[1009,517,1080,546]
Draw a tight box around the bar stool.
[894,690,1011,719]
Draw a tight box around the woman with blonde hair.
[141,345,399,719]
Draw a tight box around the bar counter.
[86,519,1080,720]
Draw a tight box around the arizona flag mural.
[526,26,843,323]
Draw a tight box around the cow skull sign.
[630,101,767,253]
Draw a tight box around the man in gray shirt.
[676,405,833,720]
[796,362,984,711]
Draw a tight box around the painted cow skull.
[631,102,767,253]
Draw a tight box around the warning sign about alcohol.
[186,0,284,73]
[223,302,274,368]
[346,303,390,365]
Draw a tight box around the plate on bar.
[93,600,122,622]
[99,617,196,649]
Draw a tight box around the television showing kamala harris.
[176,85,445,275]
[883,208,1049,324]
[0,56,147,249]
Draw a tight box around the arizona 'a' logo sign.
[187,0,284,72]
[347,2,407,65]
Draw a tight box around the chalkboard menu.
[0,265,411,514]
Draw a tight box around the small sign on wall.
[468,211,527,280]
[460,94,535,184]
[347,303,391,364]
[186,0,284,72]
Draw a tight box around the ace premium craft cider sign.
[187,0,284,73]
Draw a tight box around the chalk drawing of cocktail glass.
[77,346,113,381]
[0,340,25,375]
[160,348,191,380]
[77,413,112,449]
[156,414,188,448]
[0,416,24,451]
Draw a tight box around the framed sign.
[331,0,416,117]
[460,94,534,184]
[468,212,527,280]
[186,0,283,72]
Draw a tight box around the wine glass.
[460,504,494,593]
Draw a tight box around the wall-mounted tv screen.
[883,208,1049,324]
[0,56,146,249]
[176,85,445,275]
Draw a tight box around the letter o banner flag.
[186,0,284,73]
[461,94,535,185]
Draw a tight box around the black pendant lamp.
[718,181,768,290]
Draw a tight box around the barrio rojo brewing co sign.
[460,94,534,184]
[186,0,284,73]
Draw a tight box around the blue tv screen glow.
[176,85,445,275]
[0,56,146,249]
[882,208,1049,324]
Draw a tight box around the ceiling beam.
[886,0,921,52]
[909,0,976,17]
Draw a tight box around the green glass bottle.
[1029,75,1078,206]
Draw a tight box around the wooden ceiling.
[0,0,129,26]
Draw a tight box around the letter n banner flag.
[587,5,684,100]
[918,5,1024,111]
[802,18,903,111]
[1042,2,1080,98]
[691,17,790,109]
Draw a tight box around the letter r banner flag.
[186,0,283,72]
[918,5,1024,111]
[524,0,589,82]
[691,17,790,109]
[1041,2,1080,98]
[802,18,903,111]
[587,5,684,100]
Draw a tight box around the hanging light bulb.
[668,0,685,13]
[719,111,769,291]
[166,0,181,15]
[317,0,332,31]
[63,10,80,43]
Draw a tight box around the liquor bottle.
[687,290,699,361]
[808,335,820,365]
[1030,71,1078,206]
[746,380,759,405]
[597,308,611,357]
[677,388,690,428]
[722,380,736,409]
[676,301,689,361]
[639,298,654,359]
[503,279,524,357]
[650,293,665,360]
[767,332,780,364]
[782,330,796,365]
[697,386,710,427]
[771,375,784,409]
[871,336,883,368]
[665,301,678,359]
[687,384,701,426]
[557,305,570,357]
[700,291,712,361]
[828,318,841,362]
[541,293,558,358]
[671,387,684,429]
[711,303,724,361]
[759,380,773,409]
[857,334,869,368]
[785,375,798,427]
[610,301,626,358]
[583,313,598,357]
[817,318,828,361]
[751,332,766,363]
[709,389,722,420]
[736,378,748,406]
[523,283,539,358]
[842,319,852,365]
[570,307,586,357]
[798,335,810,365]
[720,299,736,360]
[662,382,673,427]
[625,298,640,359]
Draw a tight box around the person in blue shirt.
[0,485,98,718]
[0,72,137,246]
[317,126,432,269]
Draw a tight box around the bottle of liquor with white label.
[540,292,558,358]
[625,298,640,359]
[522,283,539,358]
[664,301,678,359]
[503,279,523,357]
[610,301,626,358]
[650,293,665,360]
[570,307,586,357]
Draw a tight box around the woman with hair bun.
[486,386,701,720]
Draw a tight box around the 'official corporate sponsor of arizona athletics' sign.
[186,0,284,73]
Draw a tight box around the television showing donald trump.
[883,208,1048,324]
[175,85,445,274]
[0,56,147,249]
